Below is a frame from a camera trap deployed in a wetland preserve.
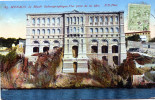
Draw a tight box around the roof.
[125,31,150,34]
[27,10,124,16]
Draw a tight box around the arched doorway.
[72,46,78,58]
[113,56,118,65]
[112,45,118,53]
[33,47,39,53]
[73,62,77,73]
[43,47,49,52]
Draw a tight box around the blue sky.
[0,0,155,38]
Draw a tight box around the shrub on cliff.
[0,48,20,72]
[88,58,117,87]
[29,48,63,88]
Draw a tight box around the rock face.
[1,49,154,89]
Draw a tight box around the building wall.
[125,31,151,42]
[25,11,127,73]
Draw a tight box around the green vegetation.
[126,35,141,41]
[149,37,155,42]
[0,37,25,48]
[0,48,20,72]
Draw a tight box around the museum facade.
[25,10,127,73]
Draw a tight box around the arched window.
[105,16,108,22]
[95,28,98,33]
[52,18,55,24]
[32,18,35,24]
[81,28,84,33]
[100,17,103,22]
[111,28,114,33]
[57,18,60,24]
[77,17,79,24]
[52,29,55,34]
[67,28,69,33]
[116,27,119,33]
[90,28,93,33]
[100,28,103,33]
[110,16,113,22]
[47,18,50,24]
[57,29,60,34]
[42,18,45,24]
[81,17,83,23]
[70,17,72,24]
[74,27,76,33]
[73,17,76,23]
[90,17,93,23]
[37,18,40,24]
[67,17,69,24]
[37,29,40,34]
[95,17,98,22]
[115,16,118,23]
[32,29,35,34]
[42,29,45,34]
[47,29,50,34]
[106,28,109,33]
[77,28,79,33]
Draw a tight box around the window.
[74,27,76,33]
[67,28,69,33]
[70,17,72,24]
[102,46,108,53]
[105,16,108,22]
[42,18,45,24]
[67,17,69,24]
[81,17,83,23]
[106,28,109,33]
[113,56,118,65]
[81,28,84,33]
[100,28,103,33]
[32,29,35,34]
[90,17,93,23]
[57,18,60,24]
[110,16,113,22]
[77,17,79,24]
[47,29,50,34]
[111,28,114,33]
[100,17,103,22]
[42,29,45,34]
[112,45,118,53]
[52,29,55,34]
[90,28,93,33]
[91,46,98,53]
[37,18,40,24]
[116,27,119,33]
[95,28,98,33]
[73,17,76,23]
[57,29,60,34]
[37,29,40,34]
[77,28,79,33]
[47,18,50,24]
[115,16,118,23]
[32,18,35,24]
[52,18,55,24]
[95,17,98,22]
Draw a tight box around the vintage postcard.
[0,0,155,99]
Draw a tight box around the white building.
[25,10,127,73]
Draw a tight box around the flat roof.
[125,31,150,34]
[27,10,124,16]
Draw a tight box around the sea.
[1,88,155,100]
